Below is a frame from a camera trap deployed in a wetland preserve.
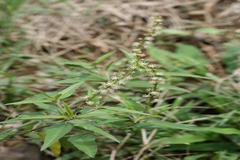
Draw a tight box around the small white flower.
[144,42,151,46]
[100,89,107,94]
[112,85,120,90]
[150,91,159,96]
[143,94,150,98]
[145,37,153,42]
[137,53,145,57]
[154,26,162,33]
[82,96,88,100]
[156,72,163,76]
[151,77,158,81]
[106,82,113,87]
[132,42,140,47]
[139,61,148,66]
[118,80,126,85]
[155,18,162,24]
[125,75,132,80]
[86,101,94,105]
[132,48,141,53]
[148,64,157,68]
[111,76,118,80]
[150,80,157,84]
[130,65,137,70]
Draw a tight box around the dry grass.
[17,0,240,56]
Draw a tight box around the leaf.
[70,120,119,143]
[93,52,113,64]
[184,154,208,160]
[120,49,134,60]
[0,118,19,124]
[176,43,206,62]
[222,40,240,73]
[159,84,190,93]
[185,142,239,152]
[63,60,93,69]
[7,0,27,11]
[195,28,223,35]
[50,140,61,157]
[0,130,17,142]
[34,103,59,112]
[103,106,150,116]
[63,103,74,117]
[68,135,97,158]
[161,29,191,36]
[41,123,73,151]
[148,45,208,74]
[57,78,82,84]
[76,110,127,124]
[126,80,153,88]
[60,151,83,160]
[175,43,208,73]
[140,119,240,135]
[58,81,83,99]
[152,134,207,147]
[0,114,65,124]
[7,94,52,105]
[148,47,174,68]
[164,72,211,79]
[120,94,144,111]
[18,114,65,120]
[170,97,184,110]
[106,58,127,71]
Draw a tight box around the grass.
[1,1,240,160]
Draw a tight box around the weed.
[1,1,240,160]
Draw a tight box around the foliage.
[1,1,240,160]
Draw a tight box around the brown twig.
[110,133,131,160]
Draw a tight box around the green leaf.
[148,45,208,74]
[175,43,207,73]
[148,47,174,68]
[152,134,207,147]
[41,124,73,151]
[68,135,97,158]
[103,106,150,116]
[120,94,144,111]
[70,120,119,143]
[7,94,52,105]
[120,49,134,60]
[195,28,223,35]
[76,110,126,123]
[184,154,208,160]
[63,103,74,117]
[93,52,113,64]
[164,72,211,79]
[0,114,65,124]
[222,40,240,73]
[106,58,127,71]
[126,80,153,88]
[0,118,20,124]
[57,78,82,84]
[50,140,61,157]
[160,29,191,36]
[34,103,59,112]
[18,114,65,120]
[176,43,206,62]
[6,0,27,11]
[0,130,17,142]
[63,60,93,69]
[140,119,240,135]
[58,81,83,99]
